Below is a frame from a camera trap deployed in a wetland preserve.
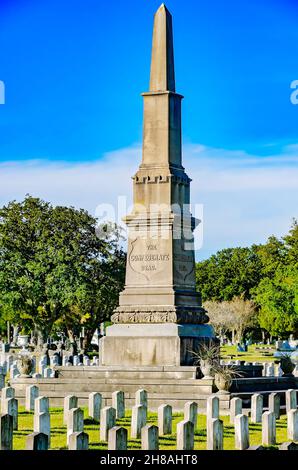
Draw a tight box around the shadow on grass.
[84,418,99,425]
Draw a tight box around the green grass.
[13,407,288,450]
[220,344,276,363]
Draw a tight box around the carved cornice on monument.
[112,306,209,324]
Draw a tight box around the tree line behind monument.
[0,195,297,349]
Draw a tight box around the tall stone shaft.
[100,4,215,367]
[142,3,182,171]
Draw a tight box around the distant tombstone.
[0,414,13,450]
[1,386,15,411]
[88,392,102,422]
[287,409,298,442]
[108,426,127,450]
[38,356,48,374]
[266,364,275,377]
[10,365,19,380]
[269,393,280,420]
[2,344,10,353]
[141,424,159,450]
[100,406,116,442]
[131,405,147,439]
[286,390,297,413]
[50,356,58,367]
[32,373,42,379]
[0,375,4,391]
[206,396,219,422]
[25,385,39,412]
[43,367,52,378]
[73,356,79,366]
[176,420,194,450]
[35,396,49,415]
[34,412,51,447]
[251,394,263,424]
[67,408,84,445]
[135,389,148,411]
[6,355,13,370]
[207,418,223,450]
[230,397,242,425]
[262,411,276,446]
[2,397,18,430]
[68,431,89,450]
[184,401,198,428]
[235,414,250,450]
[112,391,125,419]
[62,356,69,366]
[63,395,78,424]
[26,432,48,450]
[158,404,172,435]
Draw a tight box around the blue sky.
[0,0,297,259]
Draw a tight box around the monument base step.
[11,365,229,411]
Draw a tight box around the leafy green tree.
[253,221,298,338]
[255,266,298,338]
[55,222,126,351]
[196,246,262,302]
[0,196,126,349]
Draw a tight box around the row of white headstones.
[0,354,101,381]
[0,386,298,450]
[2,353,298,381]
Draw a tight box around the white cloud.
[0,143,297,259]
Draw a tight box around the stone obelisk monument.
[100,4,215,367]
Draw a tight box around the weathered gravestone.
[286,390,297,413]
[35,396,49,415]
[158,404,172,435]
[176,420,194,450]
[287,409,298,442]
[0,414,13,450]
[25,385,39,412]
[235,414,250,450]
[141,425,159,450]
[131,404,147,439]
[34,412,51,447]
[67,408,84,446]
[135,389,148,411]
[207,418,223,450]
[230,397,242,425]
[269,393,280,420]
[262,411,276,446]
[68,431,89,450]
[26,432,48,450]
[184,401,198,428]
[88,392,102,422]
[2,397,18,430]
[108,426,127,450]
[63,395,78,425]
[251,394,263,424]
[100,406,116,441]
[112,391,125,419]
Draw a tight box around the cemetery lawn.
[220,344,276,363]
[14,407,287,450]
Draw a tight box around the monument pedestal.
[100,323,215,367]
[100,5,216,368]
